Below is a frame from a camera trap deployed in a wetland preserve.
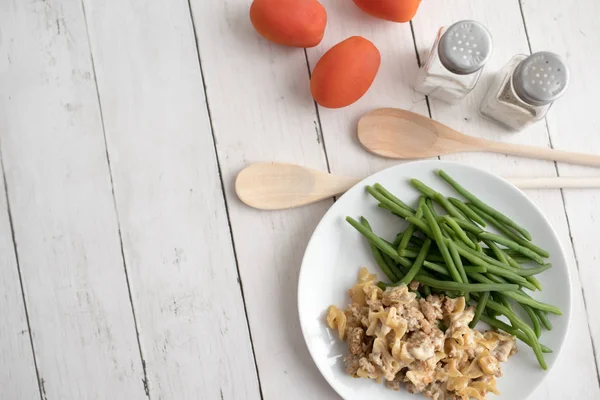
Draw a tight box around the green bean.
[517,264,552,276]
[425,197,436,215]
[392,230,405,248]
[512,290,562,315]
[522,304,542,338]
[366,186,414,219]
[479,232,545,264]
[453,245,529,286]
[450,240,470,301]
[410,179,469,223]
[398,197,426,252]
[346,217,402,263]
[454,241,515,272]
[440,222,456,240]
[502,251,543,290]
[448,197,486,226]
[422,285,431,296]
[373,183,416,214]
[414,275,518,292]
[449,240,469,284]
[438,216,483,235]
[422,205,462,283]
[537,311,553,331]
[436,170,532,241]
[484,265,530,284]
[470,291,489,329]
[423,261,486,276]
[381,252,405,280]
[484,298,546,369]
[485,239,508,264]
[486,272,538,291]
[442,216,477,249]
[495,292,512,309]
[409,235,425,247]
[465,266,488,274]
[504,253,522,269]
[422,261,450,276]
[468,204,550,258]
[433,192,469,222]
[472,273,560,315]
[398,249,445,263]
[410,179,437,197]
[526,276,543,291]
[360,218,401,281]
[377,203,404,217]
[479,315,552,353]
[400,239,432,285]
[466,231,479,245]
[405,216,433,238]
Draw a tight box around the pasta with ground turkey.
[327,267,517,400]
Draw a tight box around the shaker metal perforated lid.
[438,20,493,75]
[512,52,569,106]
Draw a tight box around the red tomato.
[250,0,327,48]
[352,0,421,23]
[310,36,381,108]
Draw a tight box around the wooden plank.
[305,0,429,176]
[520,0,600,386]
[0,1,147,398]
[0,165,40,398]
[188,0,337,398]
[411,1,600,398]
[81,0,261,398]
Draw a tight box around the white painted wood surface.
[0,162,39,398]
[0,0,599,399]
[0,0,146,398]
[81,0,261,398]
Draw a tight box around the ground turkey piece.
[344,303,363,328]
[346,327,365,355]
[420,296,444,322]
[344,354,362,376]
[423,382,446,400]
[358,357,378,375]
[401,301,426,331]
[443,297,457,314]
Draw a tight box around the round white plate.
[298,160,571,400]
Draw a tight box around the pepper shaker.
[479,52,569,131]
[414,20,493,104]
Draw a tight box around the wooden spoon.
[235,162,600,210]
[358,108,600,167]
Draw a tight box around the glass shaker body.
[414,21,493,104]
[480,52,569,131]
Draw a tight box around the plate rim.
[297,159,573,400]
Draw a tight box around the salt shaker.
[480,52,569,131]
[414,20,493,104]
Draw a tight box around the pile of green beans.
[345,169,560,370]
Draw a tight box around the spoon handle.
[484,140,600,167]
[507,177,600,189]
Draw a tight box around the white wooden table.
[1,0,599,399]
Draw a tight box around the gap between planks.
[0,142,44,400]
[79,0,152,396]
[185,0,265,398]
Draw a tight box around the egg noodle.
[327,267,517,400]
